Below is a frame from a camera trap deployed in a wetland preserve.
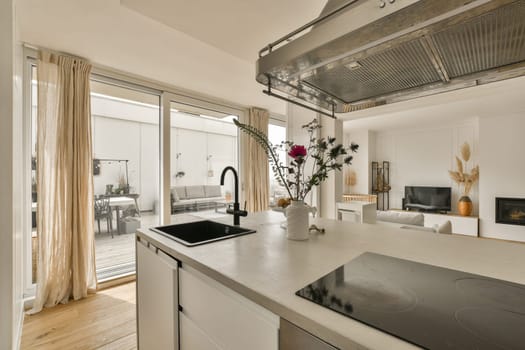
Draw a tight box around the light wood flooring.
[21,282,137,350]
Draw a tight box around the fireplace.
[495,197,525,226]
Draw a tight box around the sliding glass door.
[90,79,161,281]
[167,97,240,223]
[24,52,245,289]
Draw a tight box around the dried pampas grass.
[345,169,357,187]
[460,142,471,162]
[449,143,479,196]
[448,171,462,184]
[455,156,464,179]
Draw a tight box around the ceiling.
[17,0,326,115]
[18,0,525,122]
[342,76,525,132]
[121,0,325,62]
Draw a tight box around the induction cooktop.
[296,252,525,350]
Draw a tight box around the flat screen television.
[404,186,451,212]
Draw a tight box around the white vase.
[285,200,310,240]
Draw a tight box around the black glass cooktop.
[296,252,525,350]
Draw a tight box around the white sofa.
[171,185,223,213]
[376,210,452,234]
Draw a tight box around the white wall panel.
[1,0,24,347]
[374,122,478,213]
[92,116,141,199]
[479,114,525,242]
[140,123,159,213]
[206,133,236,193]
[344,129,371,195]
[176,129,207,186]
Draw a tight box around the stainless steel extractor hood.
[256,0,525,117]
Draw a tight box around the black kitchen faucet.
[220,166,247,226]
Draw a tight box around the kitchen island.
[136,211,525,350]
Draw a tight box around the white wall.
[343,129,375,195]
[0,1,15,347]
[319,118,343,219]
[373,119,479,214]
[12,17,25,350]
[479,115,525,242]
[92,117,142,192]
[17,0,286,114]
[1,0,24,348]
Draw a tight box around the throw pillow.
[434,220,452,234]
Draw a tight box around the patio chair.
[94,196,113,238]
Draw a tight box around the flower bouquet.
[234,118,358,239]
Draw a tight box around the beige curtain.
[30,51,96,314]
[241,107,270,212]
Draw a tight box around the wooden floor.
[21,282,137,350]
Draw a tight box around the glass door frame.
[22,56,36,297]
[162,92,246,225]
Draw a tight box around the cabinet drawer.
[180,312,221,350]
[179,265,279,350]
[280,319,338,350]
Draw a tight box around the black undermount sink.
[150,220,256,247]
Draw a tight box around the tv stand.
[404,203,449,213]
[404,207,448,215]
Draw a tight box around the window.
[169,99,239,221]
[268,118,287,205]
[24,50,246,289]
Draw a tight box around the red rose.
[288,145,307,159]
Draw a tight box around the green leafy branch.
[234,119,294,199]
[234,118,358,201]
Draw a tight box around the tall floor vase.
[286,200,310,240]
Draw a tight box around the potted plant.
[449,142,479,216]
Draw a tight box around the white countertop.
[137,211,525,350]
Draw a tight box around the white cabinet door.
[179,312,221,350]
[179,265,279,350]
[337,202,377,224]
[136,239,179,350]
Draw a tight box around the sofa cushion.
[205,185,221,198]
[171,187,180,202]
[434,220,452,234]
[376,211,424,226]
[186,185,206,199]
[174,186,187,200]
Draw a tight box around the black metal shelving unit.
[371,161,390,210]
